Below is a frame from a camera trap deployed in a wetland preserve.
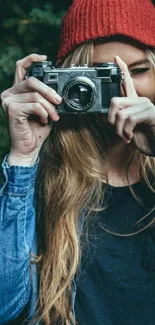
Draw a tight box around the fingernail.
[41,118,48,124]
[124,139,131,144]
[55,94,62,103]
[54,113,60,121]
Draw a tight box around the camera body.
[28,61,122,114]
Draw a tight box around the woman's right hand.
[0,54,62,166]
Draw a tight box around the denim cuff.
[0,155,39,196]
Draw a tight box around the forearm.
[0,155,38,324]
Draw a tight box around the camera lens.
[68,84,93,107]
[63,77,96,112]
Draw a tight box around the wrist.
[7,151,39,166]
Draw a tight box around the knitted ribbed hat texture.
[57,0,155,61]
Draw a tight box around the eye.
[130,67,150,76]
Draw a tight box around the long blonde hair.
[31,41,155,325]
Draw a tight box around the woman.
[0,0,155,324]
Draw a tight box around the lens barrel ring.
[62,76,97,112]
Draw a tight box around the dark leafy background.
[0,0,72,165]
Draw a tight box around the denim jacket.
[0,156,81,324]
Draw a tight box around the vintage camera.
[28,61,122,114]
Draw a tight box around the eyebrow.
[92,59,150,68]
[128,59,150,68]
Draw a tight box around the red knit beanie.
[57,0,155,61]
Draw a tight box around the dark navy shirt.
[75,181,155,325]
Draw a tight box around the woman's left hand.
[108,55,155,156]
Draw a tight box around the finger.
[123,116,137,140]
[16,54,47,70]
[116,101,150,119]
[3,99,59,122]
[115,110,129,142]
[6,102,50,124]
[14,64,24,85]
[3,92,59,121]
[108,97,142,125]
[116,103,153,141]
[123,107,155,140]
[6,77,62,106]
[120,83,126,97]
[115,55,138,98]
[14,54,47,84]
[115,102,150,142]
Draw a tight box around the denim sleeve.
[0,156,38,325]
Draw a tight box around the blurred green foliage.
[0,0,72,165]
